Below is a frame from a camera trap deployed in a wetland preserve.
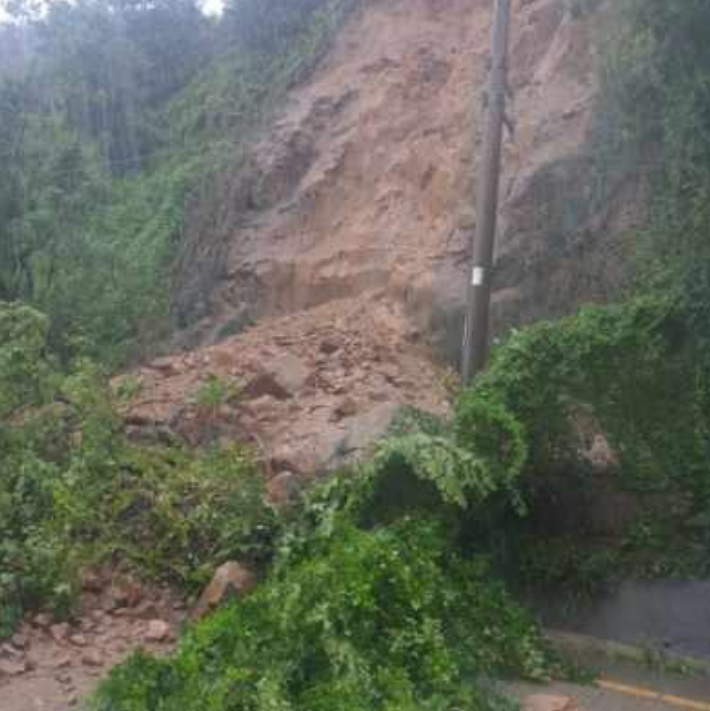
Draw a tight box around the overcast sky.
[0,0,225,24]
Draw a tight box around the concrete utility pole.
[461,0,512,385]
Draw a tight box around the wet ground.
[502,637,710,711]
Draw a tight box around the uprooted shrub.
[93,520,558,711]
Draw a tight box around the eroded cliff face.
[174,0,630,355]
[124,0,638,478]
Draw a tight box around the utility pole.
[461,0,512,385]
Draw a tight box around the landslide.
[126,0,632,475]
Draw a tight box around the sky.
[0,0,225,24]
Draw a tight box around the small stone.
[0,658,26,676]
[50,623,71,644]
[54,670,71,684]
[34,613,52,629]
[11,633,28,650]
[319,339,340,355]
[1,642,22,658]
[101,596,118,612]
[90,610,107,624]
[131,600,161,620]
[81,649,104,667]
[24,655,37,671]
[52,655,72,670]
[80,618,96,633]
[144,619,170,642]
[69,634,88,647]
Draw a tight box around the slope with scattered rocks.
[131,0,629,473]
[0,574,185,711]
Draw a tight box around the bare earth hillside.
[124,0,633,477]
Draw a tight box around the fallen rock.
[108,579,143,608]
[319,339,341,355]
[80,570,105,593]
[330,396,358,422]
[131,600,162,620]
[66,691,80,706]
[54,670,71,684]
[522,695,581,711]
[69,633,88,648]
[144,620,170,643]
[1,642,22,658]
[266,470,301,507]
[191,561,257,620]
[10,633,28,650]
[52,654,72,670]
[81,650,104,667]
[242,373,291,401]
[0,659,26,677]
[264,353,310,396]
[33,613,52,629]
[50,623,71,644]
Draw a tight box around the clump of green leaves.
[0,303,276,638]
[455,295,710,591]
[94,520,556,711]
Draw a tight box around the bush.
[0,303,276,638]
[93,520,556,711]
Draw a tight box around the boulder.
[191,561,257,620]
[242,353,311,401]
[267,353,310,394]
[242,372,291,401]
[266,471,301,507]
[144,619,171,643]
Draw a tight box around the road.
[502,644,710,711]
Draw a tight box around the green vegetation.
[0,0,365,365]
[94,522,552,711]
[0,303,276,638]
[4,0,710,708]
[92,402,563,711]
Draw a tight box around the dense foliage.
[0,303,276,638]
[599,0,710,334]
[0,300,560,707]
[0,0,365,364]
[94,521,553,711]
[92,412,563,711]
[458,296,710,589]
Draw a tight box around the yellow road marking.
[598,679,710,711]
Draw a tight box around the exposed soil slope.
[129,0,632,474]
